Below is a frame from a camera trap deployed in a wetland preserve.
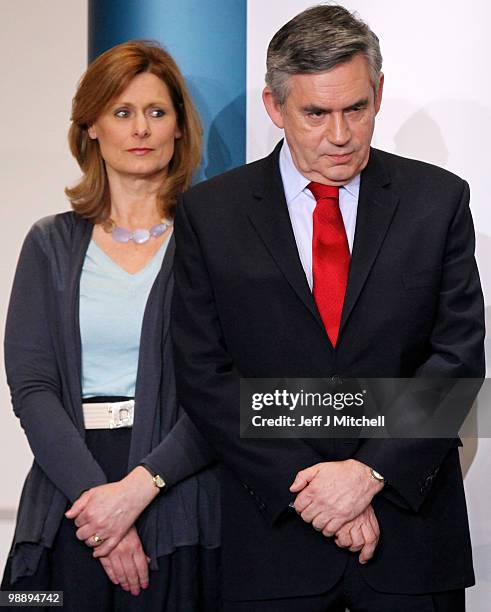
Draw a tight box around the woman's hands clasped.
[65,466,159,557]
[64,467,160,594]
[98,526,150,597]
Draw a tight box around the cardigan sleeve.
[4,226,107,502]
[139,411,216,487]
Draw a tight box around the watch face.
[154,475,166,489]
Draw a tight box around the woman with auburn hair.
[1,41,219,611]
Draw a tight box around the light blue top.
[80,237,169,398]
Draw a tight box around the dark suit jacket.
[172,143,485,601]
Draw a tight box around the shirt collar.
[279,139,360,202]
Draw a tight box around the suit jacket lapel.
[246,145,399,343]
[247,144,326,334]
[340,149,399,333]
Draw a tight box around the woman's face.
[88,72,181,182]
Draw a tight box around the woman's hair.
[65,40,202,221]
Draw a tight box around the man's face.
[263,54,384,185]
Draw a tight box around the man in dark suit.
[172,5,485,610]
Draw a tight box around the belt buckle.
[109,400,134,429]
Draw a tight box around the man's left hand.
[333,503,380,563]
[290,459,384,534]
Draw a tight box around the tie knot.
[308,182,339,202]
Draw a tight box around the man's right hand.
[98,526,150,596]
[290,459,383,536]
[331,504,380,564]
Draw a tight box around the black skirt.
[2,407,221,612]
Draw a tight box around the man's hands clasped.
[290,459,384,563]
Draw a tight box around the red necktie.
[308,182,350,346]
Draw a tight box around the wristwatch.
[370,468,385,484]
[139,463,167,492]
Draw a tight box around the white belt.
[82,399,134,430]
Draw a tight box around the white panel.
[0,0,88,568]
[0,519,16,577]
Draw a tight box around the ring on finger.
[91,533,105,546]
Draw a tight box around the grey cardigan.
[5,212,219,584]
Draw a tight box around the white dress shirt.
[279,140,360,290]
